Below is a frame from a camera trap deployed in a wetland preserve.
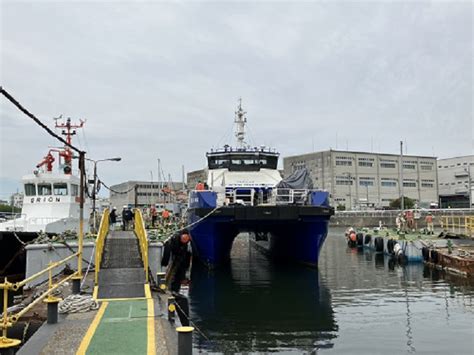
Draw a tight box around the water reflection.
[189,243,338,353]
[188,230,474,354]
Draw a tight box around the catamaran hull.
[188,206,333,268]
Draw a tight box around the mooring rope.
[58,294,99,314]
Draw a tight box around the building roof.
[284,149,437,160]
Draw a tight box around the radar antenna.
[234,98,247,148]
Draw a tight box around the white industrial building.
[437,155,473,208]
[283,149,438,210]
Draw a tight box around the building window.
[403,163,416,170]
[421,179,434,188]
[381,178,397,187]
[420,165,432,170]
[335,156,353,166]
[358,157,374,167]
[359,177,375,187]
[403,179,417,188]
[380,159,396,168]
[335,175,353,185]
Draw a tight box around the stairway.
[97,231,146,299]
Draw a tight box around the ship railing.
[133,209,149,283]
[0,252,81,350]
[270,188,311,205]
[94,208,110,286]
[0,212,24,222]
[441,215,474,236]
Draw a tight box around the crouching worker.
[161,229,192,293]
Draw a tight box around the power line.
[99,180,135,195]
[0,87,84,154]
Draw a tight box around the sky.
[0,0,472,199]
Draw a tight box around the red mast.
[55,117,85,174]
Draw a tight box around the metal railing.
[1,253,80,349]
[441,215,474,236]
[134,209,149,282]
[94,208,110,285]
[271,188,310,205]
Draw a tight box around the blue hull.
[188,210,331,267]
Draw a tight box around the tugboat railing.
[133,209,149,282]
[94,208,110,285]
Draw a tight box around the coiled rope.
[58,294,99,314]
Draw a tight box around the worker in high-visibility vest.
[425,213,434,235]
[195,180,205,191]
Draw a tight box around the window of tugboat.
[71,184,79,196]
[53,183,68,195]
[24,183,36,196]
[38,183,52,196]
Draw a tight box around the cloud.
[1,1,472,195]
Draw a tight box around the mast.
[234,98,247,148]
[55,116,85,174]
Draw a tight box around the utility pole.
[157,159,161,204]
[400,141,404,211]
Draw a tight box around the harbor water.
[188,228,474,354]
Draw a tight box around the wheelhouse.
[207,148,279,172]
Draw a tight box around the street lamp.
[88,157,122,233]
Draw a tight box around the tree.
[389,196,415,210]
[0,204,21,213]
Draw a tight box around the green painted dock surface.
[86,300,149,355]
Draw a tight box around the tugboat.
[0,117,90,278]
[188,101,334,268]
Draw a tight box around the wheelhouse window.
[24,183,36,196]
[208,153,278,171]
[53,183,68,195]
[38,183,52,196]
[71,184,79,196]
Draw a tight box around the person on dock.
[122,206,133,231]
[151,205,158,227]
[161,229,192,293]
[109,207,117,231]
[425,213,434,235]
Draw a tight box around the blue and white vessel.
[188,101,334,268]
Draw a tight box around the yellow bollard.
[0,279,21,353]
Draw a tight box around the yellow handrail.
[134,209,149,282]
[94,208,110,286]
[1,252,80,348]
[442,215,474,236]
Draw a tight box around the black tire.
[356,233,364,246]
[422,247,429,261]
[430,250,439,264]
[375,237,384,252]
[387,239,395,254]
[364,234,372,245]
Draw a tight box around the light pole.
[344,172,353,210]
[89,157,122,233]
[465,165,472,209]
